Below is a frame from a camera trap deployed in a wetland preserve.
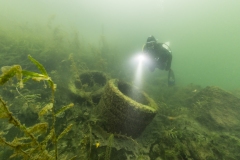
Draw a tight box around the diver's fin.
[168,69,175,86]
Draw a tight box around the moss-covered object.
[189,86,240,131]
[69,70,108,104]
[78,71,108,91]
[98,79,158,138]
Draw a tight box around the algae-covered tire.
[98,79,158,138]
[69,71,108,104]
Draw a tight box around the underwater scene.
[0,1,240,160]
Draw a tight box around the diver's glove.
[168,69,175,86]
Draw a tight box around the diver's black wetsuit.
[142,35,175,86]
[143,41,172,71]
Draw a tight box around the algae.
[1,21,240,160]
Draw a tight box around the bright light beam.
[133,54,145,87]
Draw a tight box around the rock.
[189,86,240,131]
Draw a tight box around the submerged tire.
[98,79,158,138]
[69,71,108,104]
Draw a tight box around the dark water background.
[0,0,240,90]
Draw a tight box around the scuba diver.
[142,35,175,86]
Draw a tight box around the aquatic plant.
[0,55,74,160]
[163,127,178,139]
[0,65,23,88]
[105,134,114,160]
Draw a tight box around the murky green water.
[1,0,240,90]
[1,1,240,159]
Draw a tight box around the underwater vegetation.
[0,55,74,160]
[1,20,240,160]
[0,21,131,159]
